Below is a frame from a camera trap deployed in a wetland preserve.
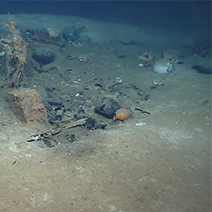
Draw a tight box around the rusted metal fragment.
[8,88,48,123]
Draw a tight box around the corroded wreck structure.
[0,18,26,87]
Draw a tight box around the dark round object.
[95,97,121,119]
[62,26,80,42]
[32,48,55,65]
[66,134,76,143]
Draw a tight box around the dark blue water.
[0,1,211,33]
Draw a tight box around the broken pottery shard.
[8,88,48,123]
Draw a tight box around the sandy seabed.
[0,14,211,212]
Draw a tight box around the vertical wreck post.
[0,18,26,87]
